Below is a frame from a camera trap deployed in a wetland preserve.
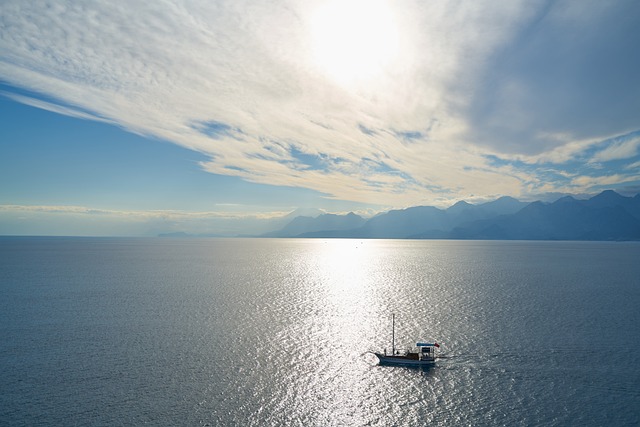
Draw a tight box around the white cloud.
[570,174,639,189]
[1,0,639,206]
[0,204,290,220]
[0,204,295,236]
[0,91,114,124]
[591,134,640,163]
[626,161,640,171]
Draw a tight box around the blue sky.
[1,0,639,236]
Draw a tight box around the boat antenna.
[392,313,395,355]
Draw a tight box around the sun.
[309,0,399,87]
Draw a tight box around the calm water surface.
[1,238,639,426]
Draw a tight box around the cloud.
[0,204,289,220]
[463,1,640,154]
[570,174,639,189]
[1,0,639,206]
[0,91,115,124]
[626,161,640,171]
[591,133,640,163]
[0,204,295,236]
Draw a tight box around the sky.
[1,0,640,236]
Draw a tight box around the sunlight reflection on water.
[1,238,639,426]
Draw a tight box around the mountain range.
[263,190,640,241]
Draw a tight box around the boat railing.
[383,347,413,356]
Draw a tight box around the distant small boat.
[374,314,440,366]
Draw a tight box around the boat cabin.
[416,342,438,361]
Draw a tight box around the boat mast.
[392,313,395,355]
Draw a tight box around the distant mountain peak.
[590,189,624,202]
[447,200,473,211]
[479,195,528,215]
[285,207,324,219]
[555,195,577,204]
[264,211,365,237]
[495,195,519,202]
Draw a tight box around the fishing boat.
[374,314,440,366]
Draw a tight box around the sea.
[1,237,639,426]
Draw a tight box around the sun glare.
[310,0,399,87]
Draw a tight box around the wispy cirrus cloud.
[590,133,640,164]
[0,91,114,124]
[1,0,639,207]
